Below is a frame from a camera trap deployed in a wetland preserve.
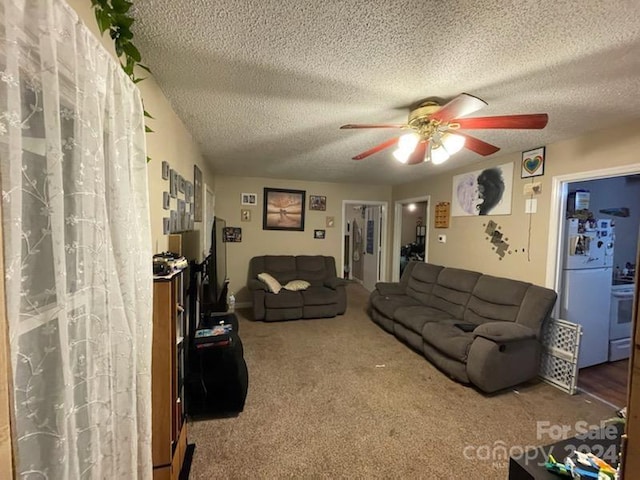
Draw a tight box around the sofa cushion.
[262,256,299,284]
[371,294,420,319]
[422,321,476,363]
[296,255,333,286]
[394,305,455,334]
[258,272,283,293]
[464,275,530,325]
[515,285,557,335]
[428,268,482,319]
[405,263,444,304]
[264,290,304,308]
[301,286,338,306]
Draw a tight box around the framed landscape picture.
[263,187,306,231]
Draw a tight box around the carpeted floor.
[188,284,615,479]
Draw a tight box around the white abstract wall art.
[451,162,514,216]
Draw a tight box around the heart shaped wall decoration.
[521,146,545,178]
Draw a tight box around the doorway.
[392,196,430,282]
[547,164,640,406]
[341,201,388,291]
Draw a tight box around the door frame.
[545,163,640,316]
[392,195,430,282]
[341,200,388,283]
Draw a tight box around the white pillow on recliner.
[258,272,282,294]
[283,279,310,291]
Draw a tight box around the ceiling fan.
[340,93,548,165]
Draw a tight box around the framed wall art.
[193,165,203,221]
[521,146,545,178]
[241,193,257,205]
[263,188,306,231]
[309,195,326,211]
[223,227,242,242]
[451,162,514,216]
[169,169,177,198]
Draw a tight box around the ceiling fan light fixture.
[393,132,420,163]
[398,132,420,151]
[441,133,465,155]
[393,149,410,163]
[430,144,450,165]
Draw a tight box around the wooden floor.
[578,359,629,408]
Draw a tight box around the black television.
[203,216,228,312]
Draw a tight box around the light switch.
[525,198,537,213]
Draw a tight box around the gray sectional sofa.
[248,255,347,321]
[369,261,557,393]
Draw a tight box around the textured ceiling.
[131,0,640,185]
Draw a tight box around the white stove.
[609,283,634,361]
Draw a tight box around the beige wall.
[67,0,215,253]
[392,120,640,286]
[213,176,392,303]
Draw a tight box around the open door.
[341,201,388,288]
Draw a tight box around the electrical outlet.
[523,182,542,195]
[438,234,447,243]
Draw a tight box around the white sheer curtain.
[0,0,152,478]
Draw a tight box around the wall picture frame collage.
[162,160,196,234]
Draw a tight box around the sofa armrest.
[473,322,537,343]
[374,282,404,296]
[248,278,266,291]
[324,277,347,289]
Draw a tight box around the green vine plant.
[91,0,153,161]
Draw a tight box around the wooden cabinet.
[152,270,187,479]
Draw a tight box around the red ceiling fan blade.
[455,131,500,156]
[429,93,487,123]
[352,137,399,160]
[340,124,408,129]
[406,140,428,165]
[451,113,549,130]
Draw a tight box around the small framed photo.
[163,191,170,210]
[161,161,170,180]
[314,229,326,239]
[162,217,170,235]
[169,169,177,198]
[309,195,326,211]
[178,175,185,193]
[521,146,545,178]
[169,210,177,233]
[223,226,242,242]
[185,181,193,201]
[194,165,203,222]
[241,193,257,205]
[241,209,251,222]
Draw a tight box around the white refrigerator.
[560,219,614,369]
